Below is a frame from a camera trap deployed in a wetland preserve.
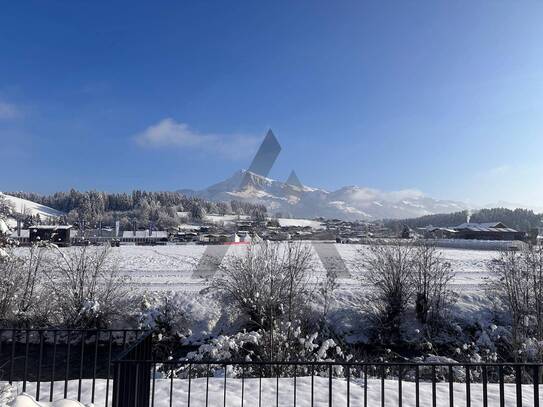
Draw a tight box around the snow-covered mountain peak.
[179,171,468,220]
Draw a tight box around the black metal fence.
[111,360,543,407]
[0,328,148,405]
[2,329,543,406]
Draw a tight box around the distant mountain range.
[179,170,471,220]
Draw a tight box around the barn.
[453,222,526,241]
[29,225,72,246]
[121,230,168,245]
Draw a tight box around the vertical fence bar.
[276,363,279,407]
[533,365,539,407]
[91,330,99,404]
[78,331,85,401]
[169,365,174,407]
[259,364,263,407]
[515,365,522,407]
[205,363,210,407]
[22,329,30,393]
[241,364,245,407]
[415,365,420,407]
[36,330,44,401]
[432,365,437,407]
[482,365,488,407]
[329,363,333,407]
[448,365,454,407]
[381,364,385,407]
[9,329,16,384]
[50,330,58,402]
[312,364,315,407]
[64,330,72,399]
[187,363,192,407]
[346,365,350,407]
[398,365,402,407]
[499,365,505,407]
[223,363,227,407]
[151,363,157,407]
[465,365,471,407]
[293,364,297,407]
[364,364,368,407]
[105,331,113,407]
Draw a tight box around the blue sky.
[1,1,542,206]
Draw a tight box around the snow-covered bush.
[411,242,456,329]
[174,320,352,379]
[488,245,543,359]
[0,244,53,327]
[354,241,417,344]
[213,241,315,332]
[139,293,190,333]
[43,244,132,328]
[353,240,457,346]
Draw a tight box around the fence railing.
[0,328,149,405]
[111,360,543,407]
[2,330,543,407]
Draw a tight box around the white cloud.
[0,100,21,120]
[134,118,259,159]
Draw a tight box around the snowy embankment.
[3,377,540,407]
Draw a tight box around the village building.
[452,222,526,241]
[29,225,72,246]
[121,230,169,245]
[10,229,30,245]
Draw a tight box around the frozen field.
[92,243,497,294]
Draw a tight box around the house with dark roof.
[29,225,72,246]
[453,222,526,241]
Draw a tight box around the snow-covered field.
[3,376,540,407]
[88,243,496,293]
[11,243,498,343]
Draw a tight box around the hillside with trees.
[385,207,543,232]
[7,190,267,230]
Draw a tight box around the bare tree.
[412,242,455,327]
[524,244,543,340]
[354,240,416,343]
[0,244,51,327]
[489,248,529,354]
[213,241,315,358]
[43,244,130,328]
[489,244,543,357]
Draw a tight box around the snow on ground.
[204,214,250,225]
[3,376,540,407]
[1,193,63,226]
[276,218,325,229]
[14,243,496,294]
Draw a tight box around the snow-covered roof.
[454,222,518,233]
[177,224,201,231]
[122,230,168,238]
[30,225,72,230]
[276,218,325,230]
[10,230,29,238]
